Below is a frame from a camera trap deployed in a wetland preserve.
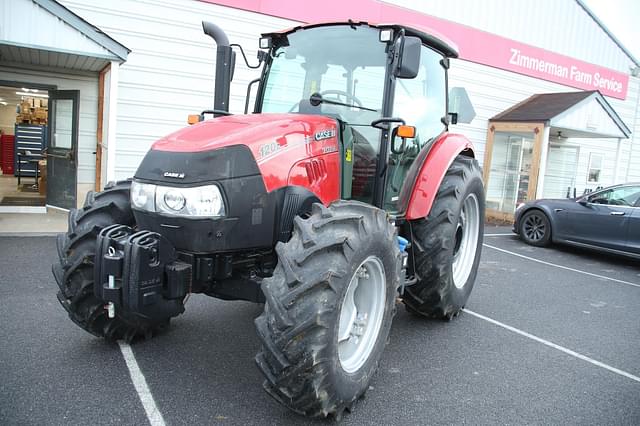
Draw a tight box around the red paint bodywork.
[152,114,341,205]
[151,114,474,219]
[404,133,475,220]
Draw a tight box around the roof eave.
[32,0,130,62]
[575,0,639,68]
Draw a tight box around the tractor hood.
[152,113,338,159]
[143,113,341,200]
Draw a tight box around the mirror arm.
[390,127,407,154]
[200,109,233,120]
[244,78,261,114]
[371,117,405,130]
[393,28,406,75]
[230,43,266,69]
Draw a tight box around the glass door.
[486,131,534,213]
[46,90,79,210]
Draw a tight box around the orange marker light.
[397,125,416,138]
[187,114,200,125]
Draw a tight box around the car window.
[588,186,640,206]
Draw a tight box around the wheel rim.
[452,193,480,289]
[338,256,386,374]
[523,213,546,242]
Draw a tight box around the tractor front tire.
[402,155,484,319]
[255,201,401,418]
[53,180,169,342]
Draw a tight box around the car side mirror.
[395,36,421,79]
[577,197,589,206]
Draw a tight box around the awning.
[490,91,631,139]
[0,0,129,72]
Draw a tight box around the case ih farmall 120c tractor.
[53,21,483,418]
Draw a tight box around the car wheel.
[519,210,551,247]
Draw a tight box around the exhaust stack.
[202,21,235,115]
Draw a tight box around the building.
[0,0,638,222]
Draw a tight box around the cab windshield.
[260,25,388,124]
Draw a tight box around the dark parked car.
[513,183,640,259]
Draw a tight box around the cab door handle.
[610,211,625,216]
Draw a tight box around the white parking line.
[118,341,166,426]
[483,243,640,288]
[484,233,514,236]
[464,309,640,383]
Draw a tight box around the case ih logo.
[163,171,185,179]
[314,128,336,141]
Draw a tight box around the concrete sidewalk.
[0,209,67,235]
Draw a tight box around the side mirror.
[396,36,421,79]
[448,87,476,124]
[577,197,589,206]
[390,125,416,154]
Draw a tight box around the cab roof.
[262,21,459,58]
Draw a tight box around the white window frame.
[587,152,603,183]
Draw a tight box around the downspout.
[614,137,622,183]
[105,60,119,183]
[536,125,550,199]
[626,76,640,181]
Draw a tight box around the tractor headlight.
[131,181,226,218]
[130,181,156,211]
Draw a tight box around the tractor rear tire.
[53,180,169,342]
[254,201,401,418]
[402,155,484,319]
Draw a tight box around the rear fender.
[405,133,474,220]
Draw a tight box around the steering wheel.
[319,89,363,108]
[288,89,364,113]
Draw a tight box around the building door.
[46,90,79,210]
[543,144,579,198]
[485,132,534,212]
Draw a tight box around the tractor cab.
[254,22,459,213]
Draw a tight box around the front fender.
[404,133,474,220]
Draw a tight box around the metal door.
[46,90,79,210]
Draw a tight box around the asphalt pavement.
[1,227,639,425]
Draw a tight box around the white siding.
[0,63,98,187]
[604,75,640,183]
[0,0,113,58]
[385,0,636,73]
[61,0,300,180]
[448,59,640,193]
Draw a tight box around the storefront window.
[486,132,534,213]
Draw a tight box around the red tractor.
[53,21,484,418]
